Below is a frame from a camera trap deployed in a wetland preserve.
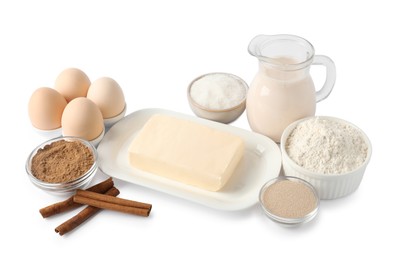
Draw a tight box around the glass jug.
[246,34,336,142]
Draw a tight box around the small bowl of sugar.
[187,72,248,124]
[280,116,372,200]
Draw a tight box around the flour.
[285,117,368,174]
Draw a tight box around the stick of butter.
[128,114,244,191]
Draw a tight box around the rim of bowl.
[32,125,62,138]
[280,116,372,178]
[187,72,249,113]
[32,125,62,133]
[89,128,105,148]
[104,103,127,123]
[259,176,320,225]
[25,136,98,188]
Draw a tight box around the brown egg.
[28,87,67,130]
[87,77,125,119]
[54,68,91,102]
[61,97,104,141]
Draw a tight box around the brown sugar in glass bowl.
[26,137,98,195]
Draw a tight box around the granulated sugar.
[190,73,246,110]
[286,117,368,174]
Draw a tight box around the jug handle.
[313,55,336,102]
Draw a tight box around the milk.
[246,35,336,142]
[246,57,316,142]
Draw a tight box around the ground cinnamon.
[31,139,94,183]
[39,178,114,218]
[55,187,120,236]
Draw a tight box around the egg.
[28,87,67,130]
[61,97,104,141]
[54,68,91,102]
[86,77,125,119]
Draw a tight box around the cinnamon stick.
[39,177,114,218]
[75,189,152,211]
[73,190,151,217]
[55,186,120,236]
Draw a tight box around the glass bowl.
[25,136,98,195]
[259,176,320,226]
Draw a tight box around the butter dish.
[97,108,281,210]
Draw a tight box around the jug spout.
[248,34,315,68]
[248,34,272,58]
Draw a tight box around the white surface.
[97,108,281,210]
[1,1,396,259]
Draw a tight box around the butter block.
[128,114,244,191]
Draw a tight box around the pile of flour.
[285,117,368,174]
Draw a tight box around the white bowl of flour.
[280,116,372,200]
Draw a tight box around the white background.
[1,0,396,259]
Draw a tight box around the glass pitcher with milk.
[246,34,336,142]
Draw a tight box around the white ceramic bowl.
[187,72,248,124]
[62,127,104,148]
[104,104,127,129]
[280,116,372,200]
[33,126,62,139]
[89,128,105,147]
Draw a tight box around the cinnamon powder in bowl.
[26,136,98,195]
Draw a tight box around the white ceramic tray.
[97,108,281,211]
